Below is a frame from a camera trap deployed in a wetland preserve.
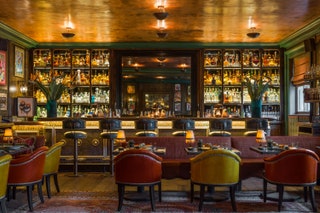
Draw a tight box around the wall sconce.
[179,63,188,72]
[62,14,75,38]
[247,16,260,38]
[19,82,28,95]
[154,1,168,38]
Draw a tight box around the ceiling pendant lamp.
[246,16,260,38]
[62,14,75,38]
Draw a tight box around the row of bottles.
[204,69,280,86]
[33,49,110,68]
[204,49,280,68]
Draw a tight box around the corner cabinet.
[32,48,110,118]
[203,48,282,120]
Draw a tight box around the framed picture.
[0,92,7,111]
[174,102,181,112]
[17,97,36,117]
[0,51,6,85]
[14,46,24,78]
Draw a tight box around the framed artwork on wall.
[0,51,6,85]
[0,92,7,111]
[14,46,24,78]
[17,97,36,117]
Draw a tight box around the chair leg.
[263,178,267,203]
[303,186,308,202]
[0,198,7,213]
[229,185,237,212]
[278,185,284,212]
[190,181,194,203]
[27,185,34,212]
[53,173,60,193]
[149,185,155,211]
[37,182,45,203]
[158,182,162,202]
[45,175,51,198]
[117,184,124,211]
[199,185,205,211]
[309,186,317,212]
[6,186,10,201]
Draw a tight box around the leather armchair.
[263,148,319,212]
[43,141,64,198]
[7,146,48,212]
[0,154,12,213]
[114,149,162,211]
[190,149,241,211]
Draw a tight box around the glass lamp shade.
[185,130,195,147]
[115,130,126,147]
[3,128,13,143]
[256,129,266,145]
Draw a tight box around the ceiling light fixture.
[247,16,260,38]
[156,19,168,38]
[62,14,75,38]
[154,0,168,38]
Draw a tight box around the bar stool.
[208,119,232,136]
[63,118,87,177]
[99,119,121,175]
[135,119,158,137]
[243,118,269,136]
[172,119,195,136]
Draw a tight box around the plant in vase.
[30,71,68,118]
[243,75,271,118]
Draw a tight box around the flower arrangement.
[243,75,271,101]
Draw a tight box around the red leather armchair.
[0,154,12,213]
[7,146,48,212]
[114,149,162,211]
[263,148,319,212]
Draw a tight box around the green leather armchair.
[190,149,241,211]
[43,141,64,198]
[0,154,12,213]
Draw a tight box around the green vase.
[46,100,57,118]
[250,99,262,118]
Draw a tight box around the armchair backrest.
[264,148,319,184]
[190,149,241,185]
[114,149,162,184]
[44,141,64,175]
[8,146,48,184]
[0,154,12,198]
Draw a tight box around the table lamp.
[115,130,127,148]
[3,128,13,145]
[185,130,195,149]
[256,129,266,146]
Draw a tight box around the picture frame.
[0,51,6,85]
[17,97,36,117]
[0,92,7,111]
[14,46,24,78]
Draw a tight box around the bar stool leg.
[69,138,80,177]
[110,138,114,176]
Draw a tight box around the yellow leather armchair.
[190,149,241,211]
[0,154,12,213]
[43,141,64,198]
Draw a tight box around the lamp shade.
[256,129,266,145]
[3,128,13,142]
[185,130,195,146]
[116,130,126,144]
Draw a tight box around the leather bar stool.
[135,119,158,137]
[99,119,122,175]
[63,118,87,177]
[172,119,195,136]
[209,119,232,136]
[243,118,269,136]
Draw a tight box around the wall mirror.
[114,50,198,117]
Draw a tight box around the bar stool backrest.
[245,118,268,130]
[172,119,195,130]
[99,119,121,130]
[135,119,158,130]
[210,119,232,131]
[63,118,86,129]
